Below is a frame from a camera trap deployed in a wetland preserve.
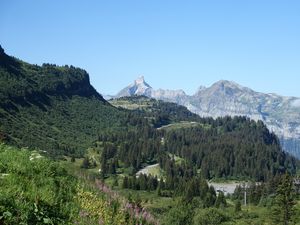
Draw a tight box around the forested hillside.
[110,95,201,127]
[0,46,127,157]
[0,47,299,225]
[0,47,297,177]
[162,116,297,181]
[98,115,297,183]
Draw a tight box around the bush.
[162,200,193,225]
[193,208,228,225]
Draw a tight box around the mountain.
[116,76,152,97]
[0,45,127,156]
[114,77,300,158]
[106,95,298,181]
[116,76,187,102]
[189,80,300,158]
[0,46,297,178]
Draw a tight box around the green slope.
[110,95,205,127]
[0,143,151,225]
[0,46,126,156]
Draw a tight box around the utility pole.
[243,182,247,206]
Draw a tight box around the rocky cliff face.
[116,76,187,102]
[116,76,152,98]
[114,77,300,158]
[189,81,300,139]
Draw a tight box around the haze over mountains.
[113,76,300,158]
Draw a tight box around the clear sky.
[1,0,300,96]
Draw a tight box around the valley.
[0,46,299,225]
[2,1,300,224]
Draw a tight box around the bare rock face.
[115,77,300,158]
[116,76,186,101]
[190,81,300,138]
[116,76,152,98]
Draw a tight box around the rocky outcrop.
[116,76,187,102]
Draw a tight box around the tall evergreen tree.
[122,176,129,189]
[81,156,91,169]
[235,200,242,213]
[215,191,227,208]
[270,173,296,225]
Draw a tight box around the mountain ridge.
[0,46,126,156]
[113,76,300,158]
[0,47,297,181]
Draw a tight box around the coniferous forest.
[0,46,300,225]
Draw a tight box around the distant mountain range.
[111,76,300,158]
[0,46,297,183]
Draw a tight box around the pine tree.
[270,173,296,225]
[81,156,91,169]
[215,191,227,208]
[235,200,242,212]
[122,176,129,189]
[109,161,116,174]
[113,176,118,187]
[204,186,217,208]
[157,185,162,196]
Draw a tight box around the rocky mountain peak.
[132,76,152,95]
[212,80,244,90]
[135,76,147,85]
[134,76,151,88]
[204,80,255,98]
[115,76,152,98]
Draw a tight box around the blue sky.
[1,0,300,96]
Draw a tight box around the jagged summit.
[133,76,152,94]
[134,76,148,85]
[115,76,186,101]
[116,76,152,98]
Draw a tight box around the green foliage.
[203,186,217,208]
[235,200,242,213]
[99,125,160,172]
[0,51,127,157]
[75,187,127,225]
[1,48,297,181]
[193,208,228,225]
[270,173,297,225]
[81,156,91,169]
[0,143,149,225]
[163,116,297,181]
[110,95,201,127]
[1,49,300,225]
[0,143,77,224]
[123,174,159,191]
[215,191,227,208]
[161,200,193,225]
